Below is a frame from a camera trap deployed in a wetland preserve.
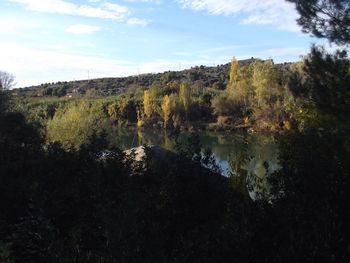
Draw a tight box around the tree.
[42,87,53,96]
[162,95,171,128]
[290,46,350,119]
[52,86,66,97]
[229,64,254,106]
[47,101,112,149]
[212,94,239,117]
[143,90,153,118]
[161,94,177,128]
[287,0,350,45]
[179,82,191,119]
[228,57,240,87]
[0,71,16,90]
[251,59,280,107]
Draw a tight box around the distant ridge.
[13,58,270,97]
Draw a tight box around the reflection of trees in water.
[110,129,281,200]
[163,131,176,151]
[229,135,280,200]
[202,133,246,160]
[137,129,145,146]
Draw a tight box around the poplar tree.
[179,82,191,119]
[162,95,171,128]
[252,60,279,107]
[162,94,177,128]
[229,57,240,87]
[143,90,153,118]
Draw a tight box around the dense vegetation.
[1,0,349,262]
[13,62,233,97]
[11,51,346,150]
[11,57,308,150]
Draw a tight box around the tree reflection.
[229,135,281,200]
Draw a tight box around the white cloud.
[178,0,300,32]
[0,43,134,87]
[0,42,230,87]
[66,24,101,34]
[124,0,162,4]
[9,0,131,22]
[0,17,41,34]
[127,17,150,27]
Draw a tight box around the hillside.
[13,59,258,97]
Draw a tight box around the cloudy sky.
[0,0,327,87]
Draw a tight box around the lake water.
[110,129,281,180]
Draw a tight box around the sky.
[0,0,329,88]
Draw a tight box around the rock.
[124,145,177,162]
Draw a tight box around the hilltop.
[13,59,260,97]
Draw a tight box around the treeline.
[13,62,235,97]
[136,58,297,131]
[16,53,346,150]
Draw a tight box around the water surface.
[110,129,280,176]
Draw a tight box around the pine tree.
[287,0,350,46]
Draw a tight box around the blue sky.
[0,0,328,87]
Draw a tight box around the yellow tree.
[143,90,153,118]
[232,65,254,106]
[107,102,119,122]
[162,95,171,127]
[227,59,253,110]
[229,57,240,87]
[179,82,191,119]
[162,94,177,128]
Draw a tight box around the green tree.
[52,86,66,97]
[287,0,350,45]
[251,59,280,107]
[230,65,254,106]
[47,100,111,149]
[42,87,53,96]
[289,46,350,121]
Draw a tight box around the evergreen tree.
[287,0,350,45]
